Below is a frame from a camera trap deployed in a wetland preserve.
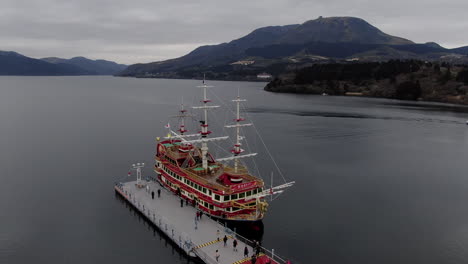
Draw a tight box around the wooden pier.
[115,180,287,264]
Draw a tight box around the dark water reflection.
[1,76,468,264]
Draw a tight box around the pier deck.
[115,180,282,264]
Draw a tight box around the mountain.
[451,46,468,55]
[120,24,299,75]
[424,42,443,49]
[0,51,127,76]
[0,51,92,76]
[119,16,434,78]
[41,56,127,75]
[119,16,468,80]
[277,16,413,45]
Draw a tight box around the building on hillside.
[257,72,273,79]
[230,60,255,65]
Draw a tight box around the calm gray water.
[1,76,468,264]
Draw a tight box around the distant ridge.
[451,46,468,55]
[119,16,468,80]
[41,56,127,75]
[0,51,91,76]
[0,51,126,76]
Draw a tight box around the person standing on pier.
[233,239,238,251]
[157,189,161,198]
[244,246,249,258]
[254,240,261,256]
[223,235,228,247]
[215,249,220,262]
[151,191,154,199]
[255,244,261,256]
[180,199,183,207]
[216,230,220,241]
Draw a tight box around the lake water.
[1,76,468,264]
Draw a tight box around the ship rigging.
[154,81,294,221]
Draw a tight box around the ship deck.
[163,146,263,194]
[115,180,284,264]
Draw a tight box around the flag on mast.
[164,123,170,129]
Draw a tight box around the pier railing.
[212,217,289,264]
[193,248,218,264]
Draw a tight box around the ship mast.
[233,96,246,172]
[176,100,189,135]
[192,78,220,170]
[222,93,257,173]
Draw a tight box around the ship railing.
[163,162,227,192]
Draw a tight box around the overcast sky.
[1,0,467,65]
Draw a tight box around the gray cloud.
[1,0,467,64]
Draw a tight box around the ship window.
[209,190,212,195]
[209,204,214,210]
[224,195,230,201]
[203,187,207,194]
[231,194,238,200]
[246,191,251,197]
[239,193,245,199]
[253,189,257,195]
[214,194,220,201]
[227,207,231,212]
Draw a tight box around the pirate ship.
[154,82,294,221]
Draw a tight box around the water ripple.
[247,107,464,125]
